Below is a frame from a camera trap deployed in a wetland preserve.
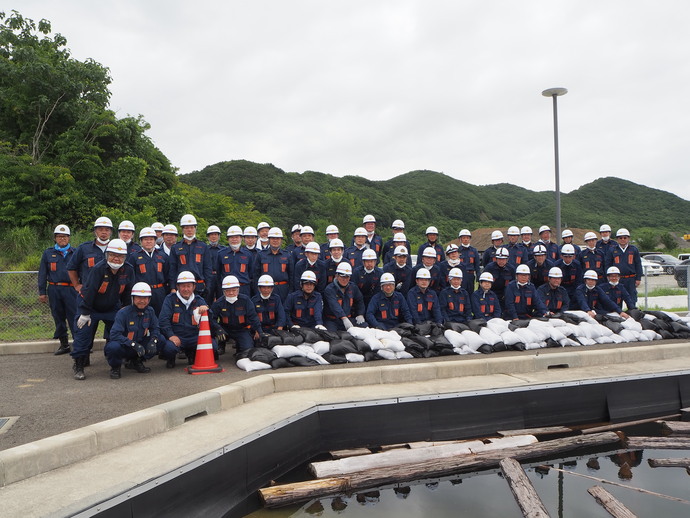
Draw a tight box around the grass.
[644,287,688,297]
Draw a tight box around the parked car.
[640,259,663,276]
[674,259,690,287]
[679,253,690,261]
[644,254,682,274]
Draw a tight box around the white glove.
[315,325,327,331]
[355,315,366,325]
[396,282,403,290]
[77,314,91,329]
[291,324,301,329]
[193,308,201,324]
[342,317,353,330]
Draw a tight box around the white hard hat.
[607,266,621,275]
[391,219,405,229]
[325,224,339,234]
[336,262,353,276]
[354,227,368,237]
[291,224,302,233]
[363,214,376,224]
[257,222,270,231]
[416,268,431,279]
[394,246,408,256]
[257,274,274,287]
[380,273,395,284]
[600,224,612,233]
[329,238,344,249]
[548,267,563,278]
[532,244,547,256]
[206,225,221,235]
[616,228,630,237]
[94,216,113,229]
[139,227,157,239]
[520,226,532,235]
[507,226,520,236]
[422,247,437,258]
[131,282,152,297]
[180,214,197,226]
[491,230,504,241]
[105,239,128,255]
[561,244,575,255]
[583,270,599,280]
[118,220,135,232]
[561,229,574,238]
[448,268,463,279]
[304,242,321,254]
[584,232,597,241]
[176,271,196,284]
[162,224,178,235]
[445,244,459,254]
[226,225,243,237]
[516,264,531,275]
[243,226,257,237]
[362,249,378,261]
[538,225,551,234]
[495,247,509,259]
[425,226,439,235]
[479,272,494,283]
[300,270,317,283]
[53,224,71,235]
[458,229,471,237]
[300,225,315,235]
[393,232,407,242]
[268,227,284,238]
[151,222,164,232]
[222,275,240,289]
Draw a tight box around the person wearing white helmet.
[439,268,472,323]
[251,275,287,334]
[526,243,555,288]
[412,246,443,294]
[118,221,142,255]
[482,230,505,267]
[471,272,502,320]
[560,229,581,256]
[537,225,560,262]
[601,266,635,316]
[158,271,213,367]
[160,224,178,256]
[382,245,414,295]
[286,224,302,254]
[69,238,135,380]
[579,231,605,283]
[481,247,516,310]
[203,225,223,302]
[256,222,271,251]
[457,229,480,293]
[151,222,165,247]
[217,226,253,299]
[407,268,442,324]
[504,264,548,320]
[365,272,413,330]
[322,261,366,331]
[438,244,466,292]
[104,282,169,379]
[506,226,530,267]
[293,241,327,293]
[554,243,583,306]
[38,224,77,355]
[284,271,325,329]
[596,224,616,254]
[417,226,445,264]
[574,270,624,318]
[254,227,293,302]
[352,248,384,308]
[325,238,346,284]
[209,275,262,354]
[127,227,169,315]
[359,214,383,260]
[344,227,371,270]
[242,226,259,255]
[537,267,571,314]
[604,228,642,307]
[520,226,534,252]
[320,224,340,260]
[291,225,316,266]
[168,215,213,297]
[382,231,412,266]
[67,216,113,293]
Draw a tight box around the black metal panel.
[522,384,610,428]
[680,376,690,409]
[607,376,681,421]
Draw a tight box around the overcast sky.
[15,1,690,200]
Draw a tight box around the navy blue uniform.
[322,280,366,331]
[458,245,480,293]
[366,291,412,330]
[574,284,621,315]
[579,248,605,283]
[127,249,169,315]
[325,258,346,285]
[254,248,293,302]
[284,290,324,327]
[554,259,583,307]
[217,247,254,298]
[507,242,530,267]
[537,284,570,313]
[383,262,414,296]
[417,242,444,263]
[168,239,213,295]
[209,295,262,351]
[482,245,500,268]
[205,243,225,302]
[251,293,287,333]
[437,261,466,291]
[343,245,368,270]
[39,245,77,340]
[605,245,642,306]
[471,289,502,320]
[526,258,555,288]
[439,286,472,323]
[382,239,412,266]
[504,281,548,320]
[159,292,215,358]
[353,234,384,261]
[596,238,617,256]
[352,266,384,308]
[406,286,442,324]
[482,262,516,309]
[67,240,106,286]
[293,258,328,293]
[538,240,560,262]
[411,264,443,293]
[601,282,636,311]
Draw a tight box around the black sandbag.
[492,342,508,352]
[429,323,445,337]
[467,319,488,333]
[561,312,586,324]
[659,330,674,340]
[402,337,426,353]
[275,329,304,345]
[644,310,673,322]
[640,319,659,331]
[315,328,339,341]
[408,335,434,348]
[507,342,526,351]
[270,357,293,369]
[545,338,561,348]
[437,348,456,356]
[288,356,320,367]
[415,322,433,336]
[364,351,379,362]
[431,335,452,348]
[263,335,283,348]
[352,338,372,353]
[652,318,672,332]
[337,330,354,341]
[627,308,645,321]
[424,349,440,358]
[321,352,347,364]
[405,348,425,358]
[234,349,251,360]
[330,339,359,356]
[477,344,493,354]
[248,348,277,363]
[508,319,531,329]
[391,326,413,338]
[445,322,470,333]
[293,327,321,343]
[604,314,625,323]
[396,322,416,331]
[603,321,624,334]
[671,322,690,334]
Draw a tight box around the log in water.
[588,485,638,518]
[500,457,550,518]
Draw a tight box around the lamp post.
[542,87,568,241]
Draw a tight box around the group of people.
[38,214,642,380]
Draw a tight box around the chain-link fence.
[0,271,54,342]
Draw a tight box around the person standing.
[604,228,642,306]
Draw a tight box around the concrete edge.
[0,339,106,355]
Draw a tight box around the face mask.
[96,237,110,245]
[122,238,131,244]
[364,267,374,274]
[609,281,619,287]
[586,284,595,290]
[260,293,271,300]
[156,237,164,245]
[230,244,241,251]
[448,258,460,266]
[517,281,528,287]
[307,258,316,266]
[461,243,470,248]
[184,234,196,242]
[602,236,610,242]
[225,296,238,304]
[108,261,123,270]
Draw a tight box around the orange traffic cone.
[187,312,224,374]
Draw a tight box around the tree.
[636,231,658,251]
[659,232,677,251]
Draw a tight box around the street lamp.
[542,87,568,241]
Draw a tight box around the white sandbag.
[363,336,384,351]
[236,358,272,371]
[621,318,643,332]
[609,333,626,343]
[636,331,651,341]
[594,335,615,344]
[444,330,467,348]
[374,329,401,341]
[345,353,365,362]
[619,329,638,342]
[565,323,583,336]
[527,323,551,342]
[547,327,567,342]
[380,338,405,352]
[461,330,487,351]
[577,323,598,340]
[459,345,479,354]
[272,345,308,358]
[306,351,330,365]
[486,318,510,334]
[525,342,545,350]
[479,327,503,345]
[347,327,371,340]
[395,350,414,359]
[643,314,657,322]
[514,327,541,344]
[559,337,579,347]
[595,324,614,336]
[297,344,315,354]
[500,330,523,346]
[577,336,596,346]
[312,341,330,355]
[376,349,397,360]
[548,318,567,327]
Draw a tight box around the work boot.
[84,352,91,367]
[125,358,151,373]
[187,353,195,365]
[109,366,121,379]
[166,357,176,369]
[217,340,226,356]
[73,357,86,380]
[177,350,186,360]
[54,336,70,355]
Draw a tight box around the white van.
[678,253,690,261]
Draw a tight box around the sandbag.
[376,349,397,360]
[477,344,494,354]
[603,320,624,334]
[330,339,360,356]
[500,330,523,346]
[445,322,470,333]
[619,329,638,342]
[380,338,405,352]
[322,352,347,364]
[621,319,643,332]
[514,327,541,344]
[289,356,320,367]
[467,319,488,333]
[396,350,414,359]
[345,353,365,363]
[248,348,278,363]
[547,327,567,342]
[431,335,453,348]
[444,330,467,348]
[461,330,487,351]
[479,327,503,345]
[594,335,615,344]
[415,322,434,335]
[312,341,330,355]
[486,318,511,334]
[508,319,531,329]
[236,358,272,371]
[306,351,330,365]
[507,342,526,351]
[270,357,293,369]
[525,342,545,350]
[272,345,307,358]
[492,342,508,352]
[409,335,435,348]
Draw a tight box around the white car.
[640,259,663,276]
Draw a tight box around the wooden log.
[259,477,350,508]
[625,437,690,450]
[262,432,621,507]
[587,485,637,518]
[329,448,372,459]
[498,426,575,437]
[648,458,690,468]
[581,414,679,434]
[499,458,550,518]
[659,421,690,435]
